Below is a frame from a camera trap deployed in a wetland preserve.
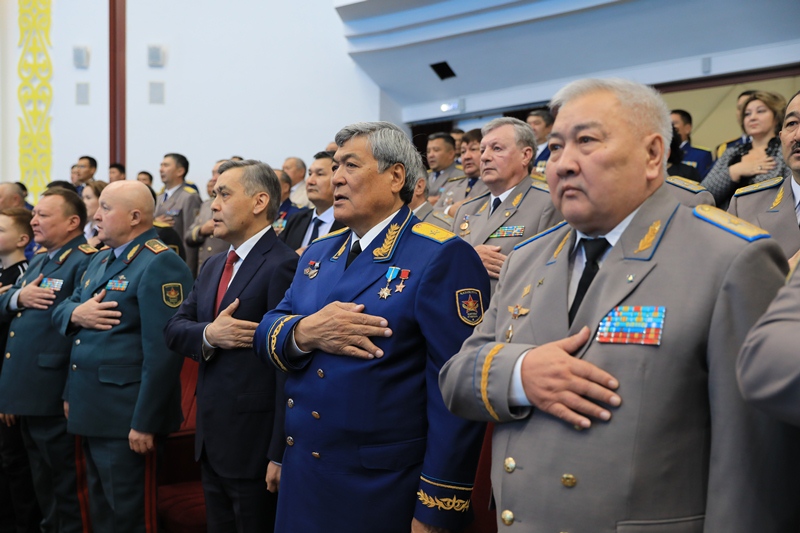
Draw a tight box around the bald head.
[0,183,25,210]
[96,181,155,247]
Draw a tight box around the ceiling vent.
[430,61,456,80]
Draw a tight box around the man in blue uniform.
[0,189,94,532]
[671,109,713,178]
[256,121,490,533]
[53,180,192,533]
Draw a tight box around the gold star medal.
[379,266,401,299]
[394,269,410,293]
[459,215,470,237]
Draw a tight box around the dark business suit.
[279,209,345,252]
[165,227,298,532]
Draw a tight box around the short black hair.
[313,150,336,161]
[427,132,456,149]
[15,182,28,195]
[527,108,554,127]
[164,153,189,178]
[450,128,465,134]
[461,128,483,146]
[45,180,78,194]
[41,187,87,227]
[671,109,692,125]
[79,156,97,169]
[110,163,126,173]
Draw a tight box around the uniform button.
[206,246,212,251]
[311,451,320,459]
[317,368,324,378]
[16,312,21,318]
[75,339,81,346]
[561,473,577,488]
[286,436,294,446]
[4,353,9,359]
[311,411,320,419]
[72,364,77,371]
[9,331,14,338]
[504,457,516,473]
[287,398,294,408]
[501,510,514,525]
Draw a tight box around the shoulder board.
[182,186,198,194]
[433,211,453,223]
[692,205,770,242]
[733,177,784,197]
[463,191,490,205]
[158,187,165,194]
[412,222,455,244]
[514,221,568,250]
[530,172,547,182]
[78,243,98,254]
[35,247,48,255]
[186,180,195,185]
[455,164,463,170]
[153,220,171,228]
[145,239,170,254]
[666,176,707,193]
[530,180,550,193]
[427,169,433,174]
[311,226,349,244]
[447,175,467,182]
[99,245,110,251]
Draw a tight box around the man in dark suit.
[53,180,192,533]
[256,122,490,533]
[165,160,298,532]
[279,151,345,254]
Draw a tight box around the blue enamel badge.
[456,288,484,326]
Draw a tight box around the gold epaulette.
[311,226,349,244]
[455,164,463,170]
[530,172,547,182]
[77,243,98,254]
[733,177,784,197]
[447,175,467,182]
[412,222,455,244]
[183,186,198,194]
[35,247,48,255]
[145,239,169,254]
[153,220,170,228]
[693,205,770,242]
[530,180,550,192]
[666,176,707,193]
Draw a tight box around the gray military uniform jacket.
[453,177,563,292]
[156,184,202,276]
[413,202,452,231]
[727,176,800,258]
[433,175,490,209]
[186,198,228,273]
[428,162,462,195]
[440,185,800,532]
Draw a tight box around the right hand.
[205,299,259,349]
[521,326,621,428]
[18,274,57,310]
[155,214,175,226]
[294,302,392,359]
[0,413,16,427]
[200,218,215,237]
[474,245,507,279]
[730,151,776,182]
[70,289,121,330]
[63,401,69,419]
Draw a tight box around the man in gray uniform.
[186,159,229,273]
[440,78,800,532]
[453,117,562,293]
[156,152,202,276]
[737,89,800,422]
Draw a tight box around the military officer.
[255,121,489,533]
[53,180,192,533]
[0,188,94,532]
[453,117,563,293]
[671,109,714,178]
[426,132,463,203]
[186,159,229,272]
[527,108,554,175]
[432,129,489,224]
[409,175,453,231]
[156,152,202,276]
[440,78,800,531]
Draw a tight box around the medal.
[507,304,529,320]
[394,269,410,293]
[379,266,401,299]
[303,261,320,279]
[459,215,470,237]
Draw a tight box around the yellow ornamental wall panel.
[18,0,52,197]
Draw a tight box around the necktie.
[568,238,610,325]
[490,197,502,215]
[434,171,442,181]
[162,192,169,203]
[466,177,478,196]
[215,250,238,314]
[308,217,323,243]
[345,240,362,269]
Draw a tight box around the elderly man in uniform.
[255,121,489,533]
[186,159,229,273]
[440,78,800,532]
[737,90,800,421]
[0,189,94,533]
[156,153,202,276]
[53,180,192,533]
[166,160,298,532]
[453,117,562,293]
[727,91,800,261]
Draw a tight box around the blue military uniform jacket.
[0,235,96,416]
[52,228,192,438]
[680,142,714,178]
[255,205,490,533]
[534,145,550,175]
[165,228,298,478]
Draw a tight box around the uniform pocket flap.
[236,392,273,413]
[359,436,426,471]
[617,515,704,533]
[97,365,142,386]
[38,352,68,369]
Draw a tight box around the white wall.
[0,0,19,185]
[126,0,381,193]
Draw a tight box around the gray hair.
[482,117,538,173]
[334,121,423,204]
[217,159,281,222]
[550,78,673,169]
